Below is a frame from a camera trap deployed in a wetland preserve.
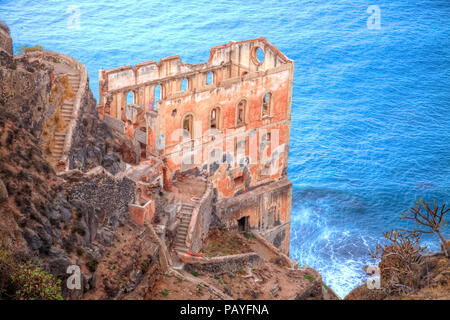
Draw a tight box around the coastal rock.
[0,178,8,202]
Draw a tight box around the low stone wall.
[185,182,214,252]
[253,232,298,269]
[128,199,155,226]
[183,252,262,274]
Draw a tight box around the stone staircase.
[174,203,195,251]
[51,73,80,163]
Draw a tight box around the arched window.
[153,84,162,110]
[210,106,221,130]
[236,99,247,126]
[206,72,213,85]
[126,90,135,105]
[181,78,188,91]
[262,92,272,117]
[182,114,193,140]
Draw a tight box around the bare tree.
[400,199,449,257]
[371,230,427,296]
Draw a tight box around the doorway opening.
[237,216,249,232]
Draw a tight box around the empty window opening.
[206,72,213,85]
[126,91,135,105]
[181,78,188,91]
[153,84,162,110]
[262,92,271,116]
[182,114,193,140]
[140,142,146,160]
[210,107,220,129]
[262,132,272,157]
[237,216,249,232]
[235,138,247,154]
[256,48,264,63]
[237,99,246,126]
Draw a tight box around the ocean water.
[1,0,449,298]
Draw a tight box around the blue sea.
[1,0,449,298]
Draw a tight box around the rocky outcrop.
[0,30,159,300]
[68,85,124,175]
[345,253,450,300]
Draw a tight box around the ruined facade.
[97,38,293,254]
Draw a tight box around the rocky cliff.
[0,29,159,299]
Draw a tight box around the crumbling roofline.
[208,37,292,64]
[100,38,291,76]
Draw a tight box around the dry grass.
[199,228,253,257]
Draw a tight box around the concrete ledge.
[253,232,298,269]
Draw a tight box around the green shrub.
[191,271,199,277]
[0,247,15,298]
[11,264,63,300]
[304,274,315,282]
[243,232,255,240]
[140,261,149,273]
[18,45,44,55]
[86,258,99,272]
[76,247,84,256]
[161,289,169,296]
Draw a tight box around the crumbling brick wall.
[97,38,294,253]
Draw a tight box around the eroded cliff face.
[68,85,124,175]
[0,33,159,299]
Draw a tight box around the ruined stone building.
[97,38,293,255]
